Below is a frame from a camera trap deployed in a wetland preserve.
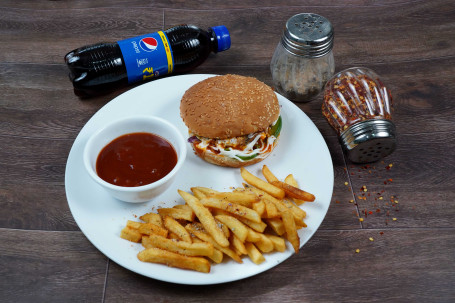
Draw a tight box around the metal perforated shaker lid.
[281,13,334,58]
[340,119,397,163]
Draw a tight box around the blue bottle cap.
[211,25,231,52]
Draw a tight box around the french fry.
[157,207,195,221]
[168,232,181,240]
[216,219,231,238]
[138,247,211,273]
[230,234,248,255]
[281,210,299,253]
[240,167,285,199]
[139,212,163,227]
[172,204,193,211]
[263,198,280,218]
[246,227,262,242]
[126,220,142,230]
[282,199,307,220]
[255,233,274,253]
[248,186,305,224]
[137,222,169,238]
[236,216,267,233]
[284,174,305,205]
[266,234,286,252]
[163,216,192,243]
[191,186,219,197]
[262,165,279,183]
[209,191,259,208]
[144,233,214,257]
[270,180,315,202]
[266,217,285,236]
[120,226,142,243]
[186,224,243,263]
[245,242,265,265]
[193,237,224,264]
[179,190,230,248]
[295,219,308,229]
[200,197,262,223]
[215,215,249,243]
[191,187,208,200]
[252,200,266,217]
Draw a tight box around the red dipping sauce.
[96,132,177,187]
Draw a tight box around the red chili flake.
[335,200,340,203]
[379,231,384,235]
[384,181,387,185]
[376,209,381,213]
[388,178,393,182]
[368,211,373,215]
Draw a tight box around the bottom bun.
[200,151,266,168]
[190,143,277,168]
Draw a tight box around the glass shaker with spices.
[270,13,335,102]
[322,67,396,163]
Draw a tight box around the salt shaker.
[270,13,335,102]
[322,67,396,163]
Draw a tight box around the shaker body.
[270,43,334,102]
[322,67,396,163]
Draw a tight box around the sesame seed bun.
[180,74,280,139]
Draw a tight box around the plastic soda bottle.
[64,24,231,97]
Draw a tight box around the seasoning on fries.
[120,165,316,273]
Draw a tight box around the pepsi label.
[117,31,174,83]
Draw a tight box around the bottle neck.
[209,29,219,53]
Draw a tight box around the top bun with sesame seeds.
[180,74,282,167]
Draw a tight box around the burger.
[180,74,282,168]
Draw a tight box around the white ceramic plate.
[65,74,333,285]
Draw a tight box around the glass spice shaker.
[322,67,397,163]
[270,13,335,102]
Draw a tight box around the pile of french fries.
[120,165,315,273]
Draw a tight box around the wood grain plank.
[0,183,78,230]
[0,1,453,64]
[0,8,164,64]
[0,0,420,10]
[164,1,455,66]
[344,132,455,228]
[0,229,107,303]
[104,229,455,303]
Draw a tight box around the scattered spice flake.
[359,218,364,222]
[344,182,349,186]
[392,217,397,221]
[349,200,354,203]
[369,237,374,241]
[355,249,360,253]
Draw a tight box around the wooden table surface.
[1,1,454,302]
